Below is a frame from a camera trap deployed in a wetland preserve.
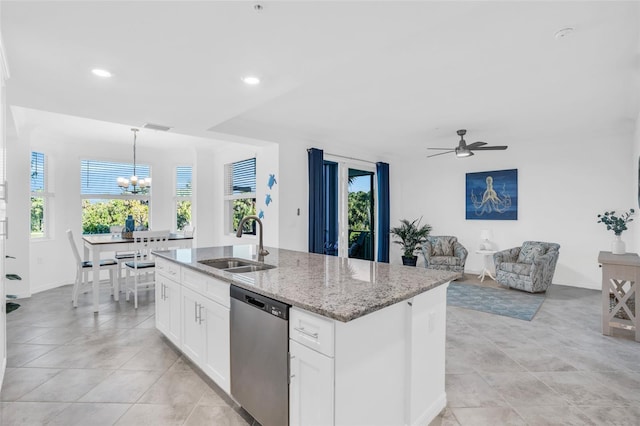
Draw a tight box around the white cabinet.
[155,273,181,347]
[199,295,230,393]
[180,282,230,394]
[181,286,206,365]
[289,283,448,426]
[289,340,334,426]
[157,261,231,395]
[289,308,335,426]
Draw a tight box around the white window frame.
[80,158,151,233]
[224,157,257,236]
[30,151,53,240]
[174,165,193,231]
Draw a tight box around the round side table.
[476,249,497,282]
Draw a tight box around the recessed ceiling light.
[92,68,112,78]
[554,27,574,39]
[242,76,260,85]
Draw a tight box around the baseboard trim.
[410,392,446,426]
[0,356,6,390]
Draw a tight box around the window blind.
[31,151,45,192]
[176,166,192,196]
[81,160,150,195]
[225,157,256,196]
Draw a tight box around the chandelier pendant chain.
[132,128,137,178]
[117,128,150,194]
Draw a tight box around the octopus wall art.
[465,169,518,220]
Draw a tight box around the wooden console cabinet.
[598,251,639,342]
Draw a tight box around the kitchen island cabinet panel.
[200,295,230,394]
[289,340,334,426]
[155,273,181,347]
[181,286,205,366]
[179,283,231,394]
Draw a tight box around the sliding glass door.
[323,159,376,261]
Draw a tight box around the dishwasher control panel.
[230,285,289,320]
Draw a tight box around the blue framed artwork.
[466,169,518,220]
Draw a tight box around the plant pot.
[612,234,626,255]
[401,256,417,266]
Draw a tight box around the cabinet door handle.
[294,327,318,339]
[198,304,204,324]
[194,301,199,322]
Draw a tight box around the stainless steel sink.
[198,257,276,273]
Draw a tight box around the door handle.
[198,304,204,324]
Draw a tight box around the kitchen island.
[154,245,459,426]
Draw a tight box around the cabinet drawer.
[182,268,230,308]
[156,258,180,279]
[290,308,334,357]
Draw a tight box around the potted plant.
[390,217,432,266]
[597,208,635,254]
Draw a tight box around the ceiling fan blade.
[427,147,456,150]
[470,145,508,151]
[427,150,455,158]
[466,141,487,149]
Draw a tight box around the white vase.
[612,234,626,255]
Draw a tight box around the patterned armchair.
[493,241,560,293]
[421,236,468,275]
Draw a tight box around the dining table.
[82,233,194,313]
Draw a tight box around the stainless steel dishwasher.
[230,285,289,426]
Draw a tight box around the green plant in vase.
[597,208,635,254]
[390,217,432,266]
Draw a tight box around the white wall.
[8,118,636,293]
[210,144,280,249]
[7,124,279,294]
[396,131,634,290]
[9,128,196,294]
[274,129,634,290]
[5,124,30,297]
[276,138,394,253]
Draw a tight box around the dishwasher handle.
[245,296,265,309]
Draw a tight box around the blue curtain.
[308,148,325,254]
[376,162,390,263]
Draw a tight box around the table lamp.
[479,229,492,250]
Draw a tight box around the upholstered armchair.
[421,236,468,275]
[493,241,560,293]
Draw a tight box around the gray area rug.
[447,282,546,321]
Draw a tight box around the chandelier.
[117,128,151,194]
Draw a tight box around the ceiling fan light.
[455,148,472,158]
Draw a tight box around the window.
[31,151,51,238]
[80,159,150,234]
[224,158,256,234]
[176,166,192,231]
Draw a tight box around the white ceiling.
[2,1,639,155]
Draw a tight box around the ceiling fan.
[427,129,508,158]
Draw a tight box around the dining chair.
[183,225,195,238]
[124,230,171,308]
[66,229,119,308]
[110,225,136,288]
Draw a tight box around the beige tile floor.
[2,275,639,425]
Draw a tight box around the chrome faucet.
[236,215,269,259]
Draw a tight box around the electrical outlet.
[36,257,43,265]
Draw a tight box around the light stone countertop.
[154,245,460,322]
